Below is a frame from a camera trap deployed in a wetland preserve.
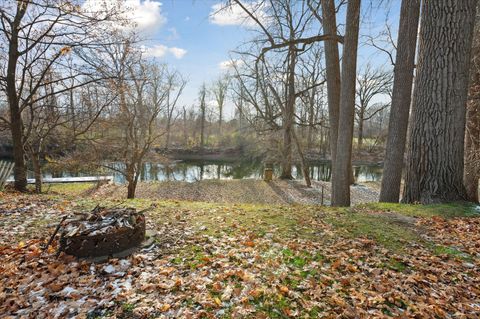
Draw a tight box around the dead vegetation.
[0,190,479,318]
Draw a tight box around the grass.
[19,183,479,257]
[29,182,97,197]
[74,197,474,256]
[431,244,473,261]
[324,211,421,252]
[355,202,478,218]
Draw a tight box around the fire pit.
[59,207,146,259]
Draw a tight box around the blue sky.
[99,0,401,118]
[151,0,251,114]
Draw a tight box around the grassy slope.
[40,182,478,257]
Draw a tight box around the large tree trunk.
[321,0,341,183]
[403,0,477,204]
[380,0,421,203]
[331,0,361,207]
[281,124,293,179]
[10,109,27,192]
[7,4,28,192]
[465,99,480,202]
[464,12,480,203]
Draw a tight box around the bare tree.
[231,75,247,132]
[94,61,171,199]
[379,0,421,203]
[229,0,338,180]
[319,0,341,173]
[403,0,477,204]
[355,64,393,150]
[211,74,230,137]
[0,0,122,191]
[66,27,182,199]
[297,45,327,150]
[308,0,354,197]
[198,84,207,150]
[331,0,362,207]
[164,72,187,150]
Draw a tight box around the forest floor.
[0,184,479,318]
[88,179,379,205]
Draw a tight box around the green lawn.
[1,186,478,318]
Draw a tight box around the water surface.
[40,160,383,184]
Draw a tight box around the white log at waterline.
[5,176,114,184]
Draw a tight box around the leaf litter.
[0,192,479,318]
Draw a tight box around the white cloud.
[83,0,166,32]
[130,0,166,30]
[169,47,187,59]
[219,59,244,70]
[143,44,168,57]
[209,1,267,27]
[143,45,187,59]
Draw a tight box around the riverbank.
[76,179,379,205]
[158,147,385,165]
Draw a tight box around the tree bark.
[331,0,361,207]
[321,0,341,184]
[126,164,137,199]
[292,127,311,187]
[380,0,421,203]
[464,11,480,203]
[6,3,28,192]
[465,97,480,202]
[127,181,136,199]
[403,0,477,204]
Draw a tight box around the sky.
[88,0,401,119]
[106,0,254,118]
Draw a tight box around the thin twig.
[43,215,67,253]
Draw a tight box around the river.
[33,160,383,184]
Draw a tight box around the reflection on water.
[48,160,382,184]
